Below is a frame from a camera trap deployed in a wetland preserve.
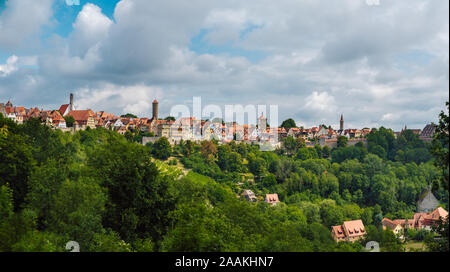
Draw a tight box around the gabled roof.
[332,225,346,239]
[265,193,280,204]
[67,110,95,122]
[343,220,366,237]
[430,207,448,220]
[59,104,69,115]
[50,110,64,121]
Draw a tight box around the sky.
[0,0,448,130]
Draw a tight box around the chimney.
[70,93,74,112]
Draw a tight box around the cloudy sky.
[0,0,448,130]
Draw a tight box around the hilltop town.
[0,94,437,149]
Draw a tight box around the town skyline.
[0,95,440,132]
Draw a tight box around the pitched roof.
[67,110,95,122]
[430,207,448,220]
[332,225,346,239]
[343,220,366,237]
[59,104,69,115]
[382,218,398,230]
[265,193,280,204]
[50,110,64,121]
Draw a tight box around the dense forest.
[0,103,448,252]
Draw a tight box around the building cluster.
[382,207,448,237]
[381,188,448,237]
[331,188,448,243]
[240,190,280,206]
[394,124,436,142]
[282,115,372,142]
[0,95,436,148]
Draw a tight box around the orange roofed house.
[265,194,280,206]
[383,207,448,235]
[67,110,96,130]
[331,220,366,242]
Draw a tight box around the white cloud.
[0,55,19,77]
[74,83,163,117]
[305,91,336,113]
[70,3,113,57]
[0,0,54,49]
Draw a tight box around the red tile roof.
[265,194,280,204]
[67,110,95,122]
[59,104,69,114]
[343,220,366,238]
[332,225,346,239]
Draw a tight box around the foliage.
[281,119,297,129]
[64,115,75,128]
[120,113,138,118]
[0,112,447,252]
[153,137,172,160]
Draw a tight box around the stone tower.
[69,93,74,112]
[152,99,159,121]
[340,114,344,131]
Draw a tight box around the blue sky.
[0,0,448,130]
[51,0,120,37]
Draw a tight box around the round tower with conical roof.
[152,99,159,121]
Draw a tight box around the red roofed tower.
[340,114,344,131]
[152,99,159,121]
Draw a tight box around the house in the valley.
[265,194,280,206]
[331,220,366,242]
[241,190,257,202]
[383,207,448,234]
[382,218,414,237]
[412,207,448,231]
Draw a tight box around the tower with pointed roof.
[340,114,344,131]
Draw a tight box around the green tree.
[431,101,449,190]
[64,115,75,128]
[121,113,138,118]
[281,119,297,129]
[282,136,300,156]
[88,137,175,246]
[47,177,107,250]
[322,146,331,159]
[153,137,172,160]
[0,121,35,211]
[337,136,348,148]
[248,154,267,180]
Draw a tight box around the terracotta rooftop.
[265,194,280,204]
[67,110,95,121]
[343,220,366,237]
